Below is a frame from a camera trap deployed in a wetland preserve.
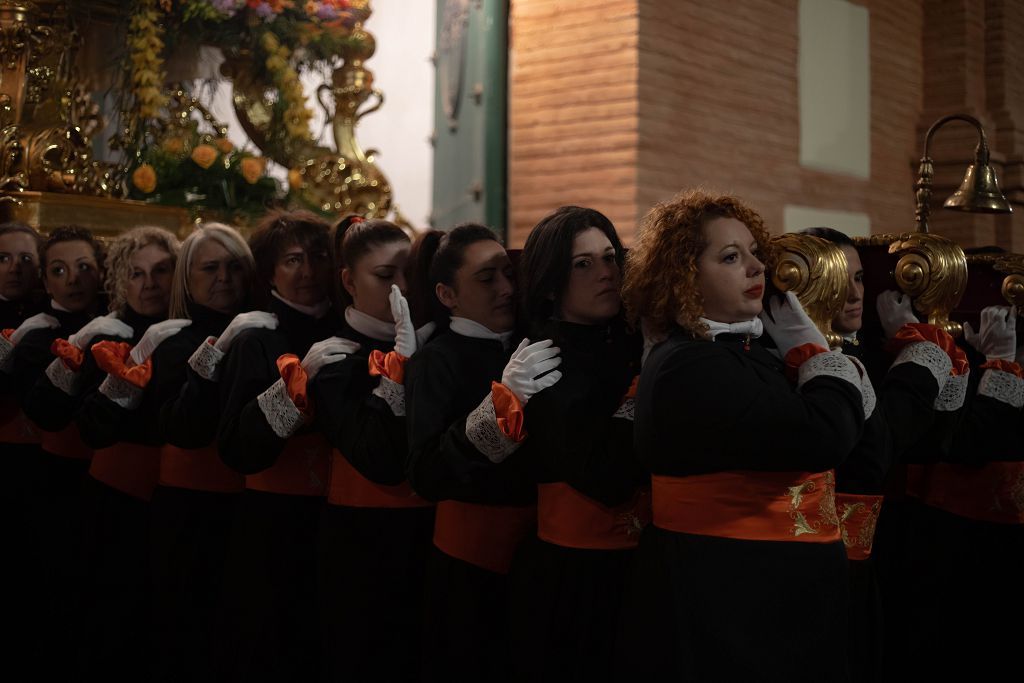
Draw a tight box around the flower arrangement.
[126,119,278,219]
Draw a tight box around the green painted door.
[431,0,507,237]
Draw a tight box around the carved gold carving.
[770,233,849,349]
[888,233,968,337]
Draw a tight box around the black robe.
[71,306,163,681]
[508,319,643,681]
[405,328,536,682]
[146,303,238,683]
[215,296,338,683]
[617,331,863,681]
[313,321,434,683]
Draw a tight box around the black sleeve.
[9,328,57,403]
[526,383,643,507]
[157,339,220,449]
[835,409,893,494]
[76,339,163,449]
[23,336,110,433]
[637,343,864,475]
[313,356,408,485]
[405,347,535,504]
[216,331,288,474]
[947,367,1024,465]
[877,361,942,459]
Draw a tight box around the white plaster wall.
[798,0,870,179]
[193,2,436,227]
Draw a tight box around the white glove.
[214,311,278,353]
[130,318,192,365]
[759,291,828,357]
[10,313,59,344]
[876,290,918,340]
[390,285,417,357]
[68,313,133,349]
[501,338,563,404]
[963,306,1017,362]
[301,337,361,379]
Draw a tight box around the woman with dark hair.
[405,223,563,681]
[507,206,646,680]
[2,224,99,674]
[312,216,435,682]
[215,210,353,683]
[36,225,178,679]
[616,191,872,680]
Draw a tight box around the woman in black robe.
[616,191,872,680]
[313,217,435,682]
[404,223,561,682]
[215,210,351,683]
[507,206,645,681]
[6,226,104,677]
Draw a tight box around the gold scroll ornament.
[770,233,849,349]
[887,232,967,337]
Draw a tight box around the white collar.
[699,317,764,340]
[449,316,515,349]
[50,298,71,313]
[272,290,331,319]
[345,306,394,342]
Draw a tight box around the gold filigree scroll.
[787,471,838,537]
[771,233,849,348]
[888,233,968,337]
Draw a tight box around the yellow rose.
[287,168,304,191]
[132,163,157,194]
[215,138,234,154]
[240,157,266,185]
[190,144,218,169]
[161,137,185,155]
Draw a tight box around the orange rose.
[240,157,266,184]
[287,168,304,191]
[161,137,186,155]
[132,164,157,194]
[215,138,234,154]
[190,144,218,169]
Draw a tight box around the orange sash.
[40,423,92,460]
[432,500,536,574]
[0,398,39,444]
[536,482,648,550]
[913,461,1024,525]
[835,492,883,560]
[89,442,161,502]
[245,432,330,497]
[651,470,841,543]
[327,450,432,509]
[159,444,244,494]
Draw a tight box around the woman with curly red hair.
[616,190,871,680]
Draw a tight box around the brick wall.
[507,0,1021,247]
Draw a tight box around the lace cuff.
[935,372,969,412]
[188,336,225,382]
[613,375,639,421]
[465,388,524,464]
[0,333,13,372]
[978,367,1024,409]
[372,376,405,416]
[891,341,953,393]
[98,374,143,410]
[45,357,82,396]
[257,377,304,439]
[797,350,867,417]
[847,356,877,419]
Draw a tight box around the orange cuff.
[92,340,153,389]
[368,349,408,384]
[277,354,312,417]
[980,359,1024,378]
[784,343,829,382]
[2,328,13,341]
[888,323,970,376]
[491,381,526,443]
[51,338,84,371]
